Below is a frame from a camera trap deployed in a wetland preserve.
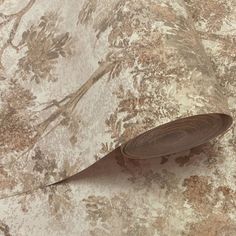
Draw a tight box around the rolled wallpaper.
[0,0,236,235]
[0,0,232,199]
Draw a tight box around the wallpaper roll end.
[121,113,233,159]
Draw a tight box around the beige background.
[0,0,235,235]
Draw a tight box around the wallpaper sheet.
[0,0,235,235]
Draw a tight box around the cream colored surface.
[0,0,235,235]
[0,0,232,199]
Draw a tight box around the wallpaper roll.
[0,0,233,199]
[0,0,236,235]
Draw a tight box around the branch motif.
[0,0,36,70]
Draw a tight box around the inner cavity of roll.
[121,113,232,159]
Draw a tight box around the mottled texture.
[1,145,236,235]
[0,0,231,199]
[0,0,236,235]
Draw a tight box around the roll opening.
[121,113,233,159]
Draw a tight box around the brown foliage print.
[78,0,199,154]
[17,184,73,222]
[0,0,36,73]
[47,185,74,221]
[186,214,236,236]
[78,0,97,25]
[16,12,73,83]
[185,0,236,95]
[83,194,163,236]
[32,148,57,177]
[184,0,232,32]
[0,81,36,157]
[185,0,236,156]
[0,221,11,236]
[183,175,236,216]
